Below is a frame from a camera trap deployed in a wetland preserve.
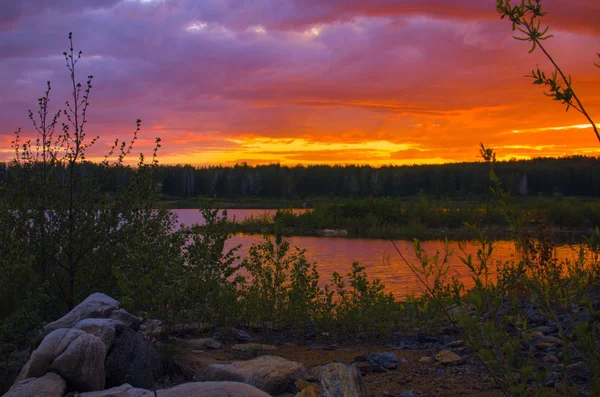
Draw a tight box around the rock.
[295,384,319,397]
[73,318,126,350]
[533,324,558,335]
[43,293,121,336]
[417,333,440,343]
[199,355,306,395]
[367,352,404,370]
[156,381,271,397]
[230,328,252,343]
[320,363,368,397]
[543,354,559,364]
[232,343,277,352]
[308,366,321,382]
[535,336,562,350]
[435,350,462,364]
[528,331,544,340]
[17,327,106,391]
[399,390,415,397]
[173,337,222,350]
[109,309,142,331]
[419,357,433,363]
[48,332,106,392]
[357,364,385,374]
[18,328,86,381]
[526,309,546,326]
[535,340,553,350]
[446,340,466,348]
[308,344,336,351]
[75,384,152,397]
[567,362,592,384]
[105,328,164,390]
[4,372,66,397]
[139,319,163,336]
[318,229,348,237]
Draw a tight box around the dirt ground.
[172,342,504,396]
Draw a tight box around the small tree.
[0,32,179,324]
[496,0,599,141]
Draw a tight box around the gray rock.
[435,350,462,364]
[43,293,121,336]
[399,390,415,397]
[170,337,222,350]
[156,381,271,397]
[367,352,404,370]
[48,332,106,392]
[526,309,546,326]
[231,328,252,343]
[4,372,66,397]
[109,309,142,331]
[105,328,164,390]
[139,319,163,336]
[567,361,592,384]
[75,383,152,397]
[73,318,126,350]
[320,363,368,397]
[17,328,87,381]
[199,355,306,395]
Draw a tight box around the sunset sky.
[1,0,599,166]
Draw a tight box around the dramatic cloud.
[0,0,599,165]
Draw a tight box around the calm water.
[173,209,586,298]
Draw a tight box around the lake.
[173,209,587,298]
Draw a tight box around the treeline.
[2,155,600,198]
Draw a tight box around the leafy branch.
[496,0,599,142]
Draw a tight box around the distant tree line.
[2,156,600,199]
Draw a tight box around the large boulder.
[4,372,66,397]
[199,355,306,395]
[75,383,152,397]
[43,293,121,336]
[320,363,368,397]
[105,328,164,390]
[48,333,106,392]
[109,309,142,332]
[18,328,86,381]
[367,352,404,370]
[73,318,126,350]
[157,381,272,397]
[17,328,106,391]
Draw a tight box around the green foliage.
[225,194,600,240]
[328,262,398,340]
[179,203,244,325]
[400,145,600,395]
[242,233,323,330]
[0,34,179,374]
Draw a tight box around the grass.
[188,195,600,241]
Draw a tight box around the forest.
[2,155,599,200]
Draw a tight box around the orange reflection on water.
[225,235,589,299]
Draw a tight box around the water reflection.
[173,209,587,298]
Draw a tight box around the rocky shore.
[3,292,594,396]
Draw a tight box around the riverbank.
[5,291,597,396]
[179,195,600,241]
[204,221,595,242]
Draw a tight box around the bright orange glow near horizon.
[0,0,599,166]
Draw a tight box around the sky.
[1,0,599,166]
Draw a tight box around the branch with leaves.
[496,0,599,142]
